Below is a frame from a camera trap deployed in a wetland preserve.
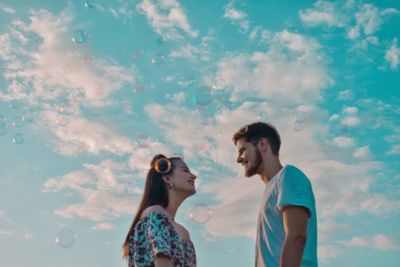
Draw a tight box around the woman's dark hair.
[232,122,281,156]
[122,154,181,258]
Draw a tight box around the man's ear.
[257,137,270,153]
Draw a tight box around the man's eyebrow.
[238,147,245,153]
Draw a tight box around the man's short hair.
[233,122,281,155]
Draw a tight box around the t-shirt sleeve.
[276,166,314,216]
[146,211,173,260]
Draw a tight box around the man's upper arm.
[282,205,309,238]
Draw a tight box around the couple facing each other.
[123,122,318,267]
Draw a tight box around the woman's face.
[169,159,197,196]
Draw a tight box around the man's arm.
[280,205,310,267]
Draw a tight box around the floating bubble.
[135,134,150,148]
[55,228,77,248]
[212,77,226,90]
[0,115,7,135]
[132,50,144,59]
[189,205,212,224]
[132,85,146,94]
[9,100,20,109]
[193,86,212,106]
[295,111,306,123]
[56,115,69,126]
[21,110,35,123]
[293,121,303,132]
[151,53,164,64]
[12,116,24,128]
[72,30,88,44]
[258,111,268,121]
[13,133,24,144]
[84,0,96,8]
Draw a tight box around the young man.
[233,122,317,267]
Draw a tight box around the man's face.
[235,138,263,177]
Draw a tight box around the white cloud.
[37,113,134,156]
[329,114,340,122]
[353,145,372,160]
[386,144,400,155]
[2,6,15,14]
[137,0,198,40]
[343,106,358,114]
[215,31,331,105]
[341,116,361,127]
[91,223,114,231]
[333,136,355,148]
[223,2,247,20]
[222,1,250,33]
[0,9,134,107]
[385,38,399,70]
[342,234,399,250]
[299,0,345,28]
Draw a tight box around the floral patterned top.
[128,211,196,267]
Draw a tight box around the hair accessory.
[154,158,172,174]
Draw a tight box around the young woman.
[123,154,197,267]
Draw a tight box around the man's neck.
[260,158,283,184]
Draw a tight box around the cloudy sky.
[0,0,399,266]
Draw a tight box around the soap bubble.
[188,205,212,224]
[0,115,8,135]
[84,0,96,8]
[258,111,268,121]
[13,133,24,144]
[72,30,88,44]
[293,121,303,132]
[21,110,35,123]
[212,77,226,90]
[135,134,150,148]
[151,53,164,64]
[295,111,306,123]
[55,228,77,248]
[193,86,212,106]
[9,100,20,109]
[12,116,24,128]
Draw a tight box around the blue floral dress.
[128,211,196,267]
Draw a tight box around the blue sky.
[0,0,399,266]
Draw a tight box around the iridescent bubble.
[258,111,268,121]
[21,110,35,123]
[84,0,96,8]
[0,115,7,135]
[55,228,77,249]
[212,77,226,90]
[135,134,150,148]
[193,86,212,106]
[56,115,69,126]
[13,133,24,144]
[293,122,303,132]
[151,53,164,64]
[9,100,20,109]
[132,50,144,59]
[12,116,24,128]
[189,205,212,224]
[295,111,306,123]
[72,30,88,44]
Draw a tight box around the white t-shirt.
[255,165,318,267]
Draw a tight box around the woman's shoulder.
[140,205,169,220]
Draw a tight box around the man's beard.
[245,148,262,177]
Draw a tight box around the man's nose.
[237,155,243,163]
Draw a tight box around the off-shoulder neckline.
[137,210,193,244]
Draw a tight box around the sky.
[0,0,399,267]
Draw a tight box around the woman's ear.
[161,175,171,184]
